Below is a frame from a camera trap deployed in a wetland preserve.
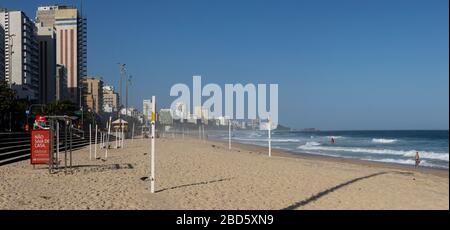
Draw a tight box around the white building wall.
[0,10,39,100]
[36,6,87,104]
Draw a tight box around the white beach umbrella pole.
[150,96,156,193]
[56,122,60,163]
[115,130,118,149]
[94,124,98,159]
[202,124,205,142]
[105,117,112,159]
[122,126,125,148]
[268,118,272,157]
[89,124,92,160]
[228,120,231,150]
[132,123,135,142]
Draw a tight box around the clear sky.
[1,0,448,130]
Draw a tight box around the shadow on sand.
[282,171,390,210]
[51,163,135,174]
[156,177,234,193]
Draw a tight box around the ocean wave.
[303,141,321,147]
[372,138,398,144]
[233,137,300,143]
[296,151,447,168]
[297,145,449,161]
[327,136,344,139]
[248,132,264,138]
[371,158,437,168]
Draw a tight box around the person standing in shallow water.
[415,152,421,168]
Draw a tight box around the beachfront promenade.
[0,137,448,210]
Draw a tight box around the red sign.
[31,129,52,165]
[35,115,46,123]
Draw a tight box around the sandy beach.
[0,137,448,210]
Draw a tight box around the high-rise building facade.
[55,64,68,101]
[81,77,103,114]
[36,5,87,104]
[36,22,57,104]
[0,24,4,81]
[103,85,119,114]
[143,99,153,121]
[0,9,40,100]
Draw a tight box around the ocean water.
[208,130,449,169]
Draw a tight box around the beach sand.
[0,137,448,210]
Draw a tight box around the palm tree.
[0,80,16,131]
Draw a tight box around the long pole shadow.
[282,172,388,210]
[156,177,234,193]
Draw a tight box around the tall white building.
[36,5,87,104]
[174,102,187,121]
[143,99,153,122]
[194,106,209,120]
[102,85,119,113]
[0,9,40,100]
[36,22,57,104]
[120,107,139,118]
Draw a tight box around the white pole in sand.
[94,124,98,159]
[115,130,118,149]
[121,127,124,148]
[202,124,205,142]
[105,117,112,159]
[228,120,231,150]
[89,124,92,160]
[132,123,135,143]
[100,131,103,149]
[268,117,272,157]
[56,122,60,162]
[150,96,156,193]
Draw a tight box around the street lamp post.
[126,75,132,121]
[79,78,84,138]
[118,63,126,136]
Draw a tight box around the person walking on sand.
[415,152,421,168]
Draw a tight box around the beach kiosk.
[112,119,129,132]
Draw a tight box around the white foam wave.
[233,138,300,143]
[274,139,301,143]
[303,141,321,147]
[327,136,344,139]
[248,132,264,138]
[371,159,446,168]
[372,138,398,144]
[297,145,449,161]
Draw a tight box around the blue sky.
[2,0,448,130]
